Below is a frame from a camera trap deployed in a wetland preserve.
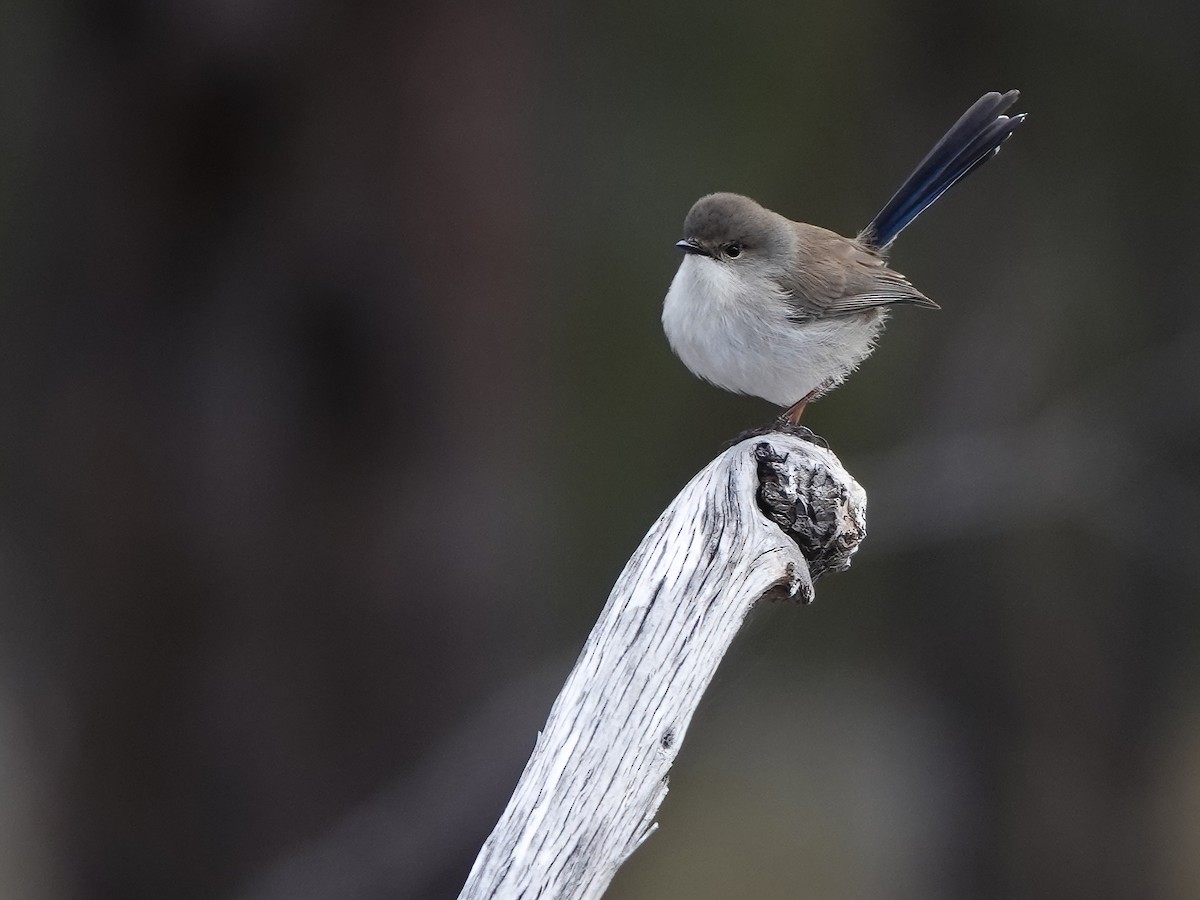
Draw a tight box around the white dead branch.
[459,430,867,900]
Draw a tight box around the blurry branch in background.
[458,433,867,900]
[227,661,569,900]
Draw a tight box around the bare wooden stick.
[458,432,867,900]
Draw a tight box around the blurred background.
[2,1,1199,898]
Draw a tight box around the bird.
[662,90,1025,424]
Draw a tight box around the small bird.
[663,90,1025,424]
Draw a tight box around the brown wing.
[780,223,938,320]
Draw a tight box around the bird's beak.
[675,238,711,257]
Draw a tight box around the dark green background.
[2,1,1198,898]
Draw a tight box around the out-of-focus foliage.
[1,1,1198,898]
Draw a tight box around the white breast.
[661,255,885,407]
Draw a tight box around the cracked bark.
[458,432,867,900]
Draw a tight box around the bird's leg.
[779,378,839,425]
[783,398,809,425]
[782,385,826,425]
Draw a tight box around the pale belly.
[662,255,885,407]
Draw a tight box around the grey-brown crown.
[680,193,787,258]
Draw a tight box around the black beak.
[675,238,711,257]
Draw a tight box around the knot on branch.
[754,441,867,582]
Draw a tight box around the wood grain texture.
[459,433,867,900]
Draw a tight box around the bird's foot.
[725,419,830,450]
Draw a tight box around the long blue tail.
[860,91,1025,250]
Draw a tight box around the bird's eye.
[725,243,743,258]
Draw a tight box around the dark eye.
[725,242,743,258]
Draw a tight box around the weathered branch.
[458,432,867,900]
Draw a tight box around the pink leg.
[783,398,809,425]
[782,381,830,427]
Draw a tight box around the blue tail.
[860,91,1025,250]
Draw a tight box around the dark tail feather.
[860,91,1026,250]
